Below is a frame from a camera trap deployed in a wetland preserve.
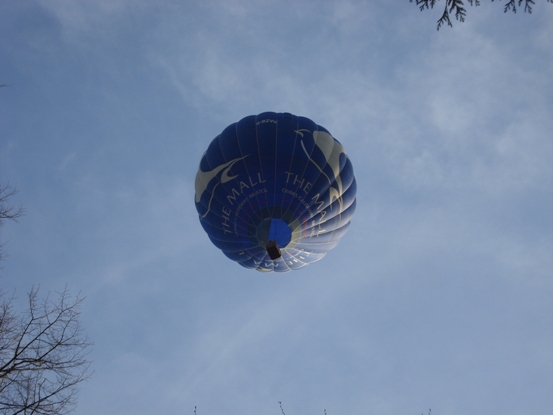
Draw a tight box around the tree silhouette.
[411,0,552,30]
[0,185,24,264]
[0,287,92,415]
[1,185,92,414]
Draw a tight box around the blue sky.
[1,1,552,414]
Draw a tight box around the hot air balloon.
[194,112,356,272]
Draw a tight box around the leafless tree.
[1,186,92,414]
[0,287,92,415]
[410,0,552,30]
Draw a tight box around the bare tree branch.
[0,184,25,265]
[0,185,23,224]
[0,287,92,415]
[410,0,551,30]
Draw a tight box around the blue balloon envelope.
[194,112,356,272]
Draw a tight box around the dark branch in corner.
[411,0,551,30]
